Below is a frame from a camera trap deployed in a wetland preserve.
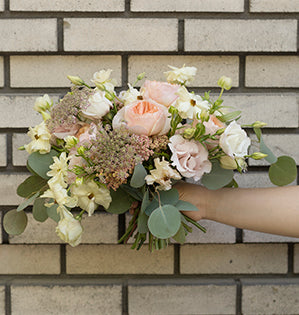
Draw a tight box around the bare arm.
[176,182,299,238]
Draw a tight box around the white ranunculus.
[71,180,112,216]
[34,94,52,113]
[145,157,181,191]
[56,206,83,247]
[219,121,251,158]
[24,121,51,154]
[164,65,197,85]
[81,91,112,120]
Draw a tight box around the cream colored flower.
[164,65,197,85]
[120,84,140,105]
[145,157,181,191]
[56,206,83,247]
[81,91,112,120]
[34,94,52,113]
[24,121,51,154]
[64,136,78,150]
[71,180,112,216]
[47,152,69,183]
[91,69,117,93]
[217,76,232,90]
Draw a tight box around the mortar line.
[122,281,128,315]
[236,279,242,315]
[288,243,294,274]
[5,285,11,315]
[57,18,64,52]
[178,19,184,52]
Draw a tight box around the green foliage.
[260,136,277,164]
[201,160,234,190]
[106,188,134,214]
[148,205,181,239]
[17,191,40,212]
[27,149,59,179]
[130,164,147,188]
[175,200,199,211]
[217,110,241,123]
[32,198,49,222]
[172,224,186,244]
[17,175,47,198]
[46,203,60,222]
[3,209,28,235]
[269,156,297,186]
[137,211,149,234]
[120,184,143,201]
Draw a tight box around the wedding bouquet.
[5,65,297,251]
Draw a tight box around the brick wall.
[0,1,298,314]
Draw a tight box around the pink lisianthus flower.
[112,100,170,136]
[169,135,212,181]
[141,80,180,108]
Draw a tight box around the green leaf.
[32,198,48,222]
[120,184,143,201]
[269,156,297,186]
[159,189,179,205]
[130,164,147,188]
[17,191,40,212]
[27,149,59,179]
[172,224,186,244]
[137,211,149,234]
[260,136,277,164]
[253,127,262,142]
[201,160,234,190]
[217,111,242,123]
[144,199,159,216]
[17,175,48,198]
[106,188,134,214]
[3,209,28,235]
[46,203,60,222]
[175,200,199,211]
[141,189,150,213]
[148,204,181,239]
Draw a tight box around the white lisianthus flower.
[91,69,117,93]
[164,65,197,85]
[81,91,113,120]
[71,180,112,216]
[56,206,83,247]
[47,152,69,184]
[120,84,140,106]
[174,86,210,119]
[145,157,181,191]
[220,121,251,158]
[24,121,51,154]
[33,94,52,113]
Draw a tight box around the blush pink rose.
[52,124,81,139]
[141,80,180,107]
[203,115,225,135]
[168,135,212,181]
[112,100,170,136]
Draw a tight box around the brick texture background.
[0,1,298,314]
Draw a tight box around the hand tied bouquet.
[5,65,297,251]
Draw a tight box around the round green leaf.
[46,203,60,222]
[17,191,40,212]
[201,160,234,190]
[159,189,179,205]
[106,188,134,214]
[3,209,28,235]
[175,200,199,211]
[260,136,277,164]
[33,198,48,222]
[148,205,181,239]
[130,164,147,188]
[172,224,186,244]
[17,175,47,198]
[27,149,59,179]
[269,156,297,186]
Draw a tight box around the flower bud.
[137,72,146,80]
[200,109,210,122]
[64,136,78,150]
[220,156,238,170]
[183,127,196,139]
[34,94,52,113]
[250,152,268,160]
[41,111,51,121]
[77,146,86,155]
[75,177,84,185]
[67,75,84,86]
[252,121,267,128]
[105,92,114,101]
[215,128,226,135]
[217,76,232,90]
[95,82,105,91]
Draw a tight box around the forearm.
[207,186,299,238]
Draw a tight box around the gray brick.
[64,18,178,51]
[243,230,299,243]
[0,95,59,128]
[0,245,60,274]
[10,0,124,11]
[224,93,299,128]
[0,134,6,166]
[131,0,244,12]
[129,283,236,314]
[242,283,299,314]
[249,134,299,166]
[0,56,3,86]
[234,172,277,188]
[0,287,4,315]
[10,55,121,88]
[185,20,297,52]
[246,56,299,87]
[181,244,288,274]
[0,174,30,205]
[67,245,174,274]
[12,133,28,166]
[0,19,57,51]
[250,0,299,12]
[128,55,239,87]
[0,0,3,11]
[11,285,122,315]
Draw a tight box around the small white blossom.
[164,65,197,85]
[47,152,69,184]
[64,136,78,150]
[120,84,140,105]
[71,180,112,216]
[34,94,52,113]
[145,157,181,191]
[24,121,51,154]
[91,69,117,93]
